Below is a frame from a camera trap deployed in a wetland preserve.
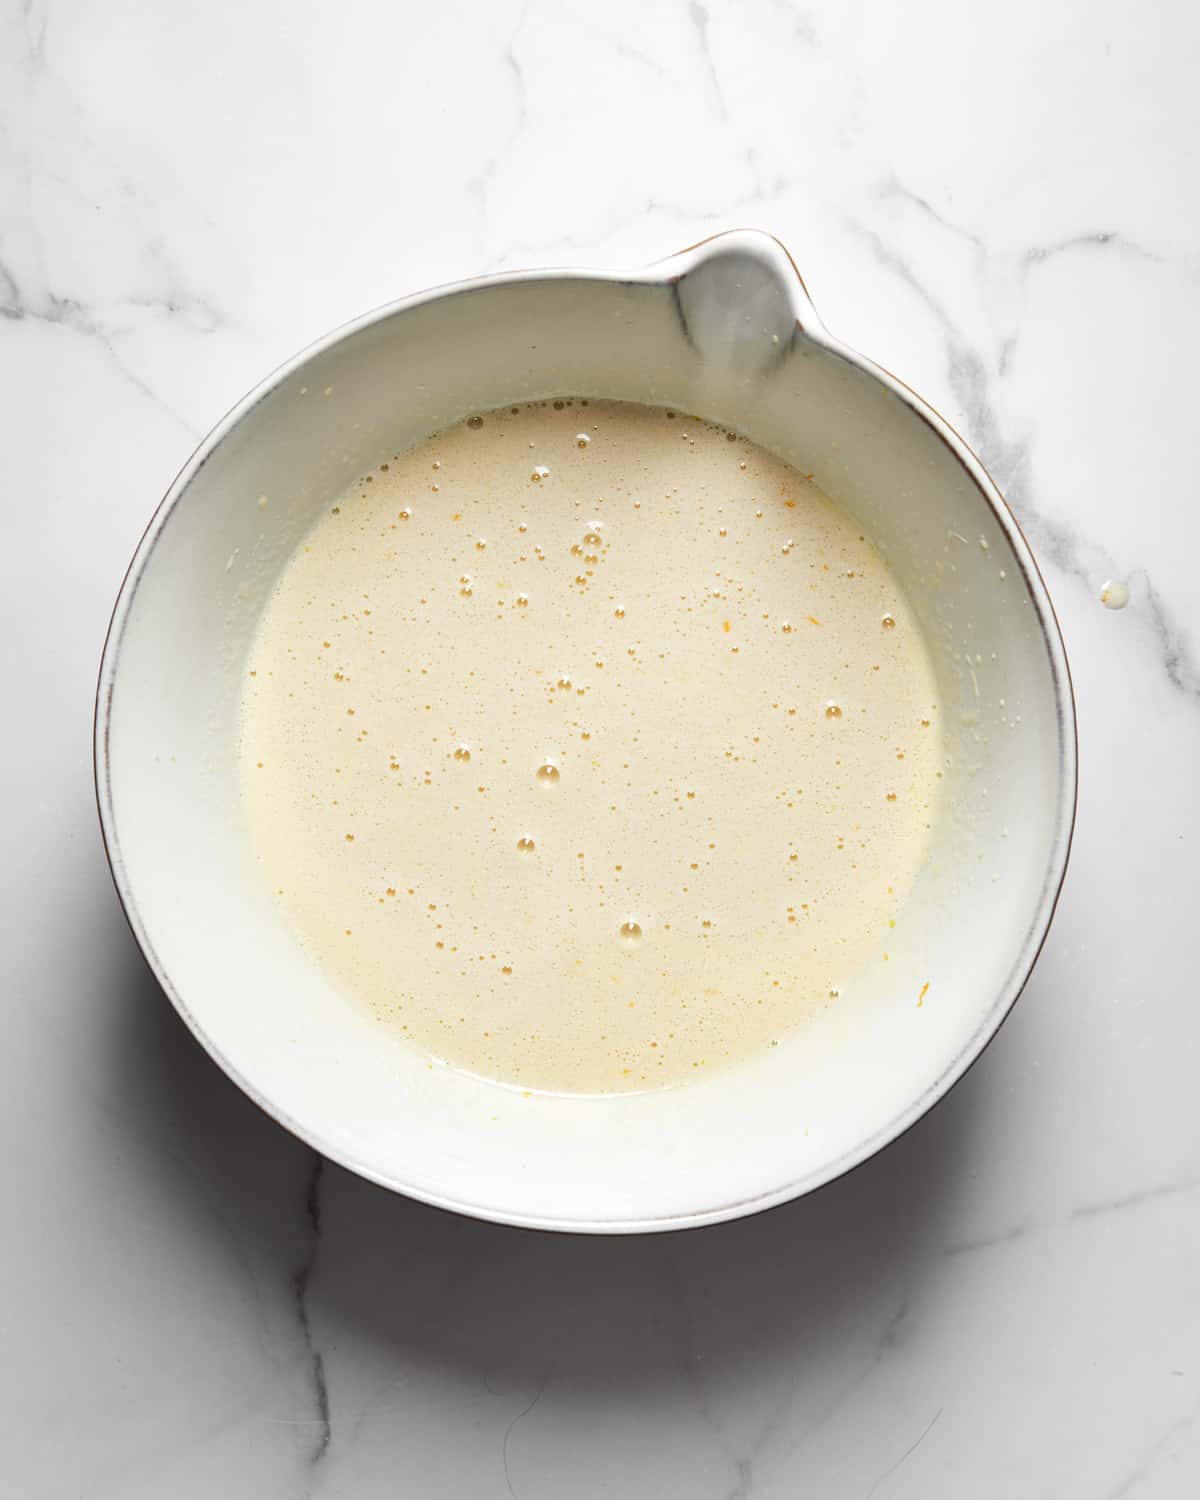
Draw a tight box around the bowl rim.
[94,229,1078,1234]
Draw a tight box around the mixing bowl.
[96,230,1076,1231]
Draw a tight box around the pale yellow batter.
[240,400,941,1093]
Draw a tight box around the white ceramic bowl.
[96,231,1076,1232]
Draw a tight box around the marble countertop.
[4,0,1198,1494]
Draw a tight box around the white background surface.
[3,1,1198,1495]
